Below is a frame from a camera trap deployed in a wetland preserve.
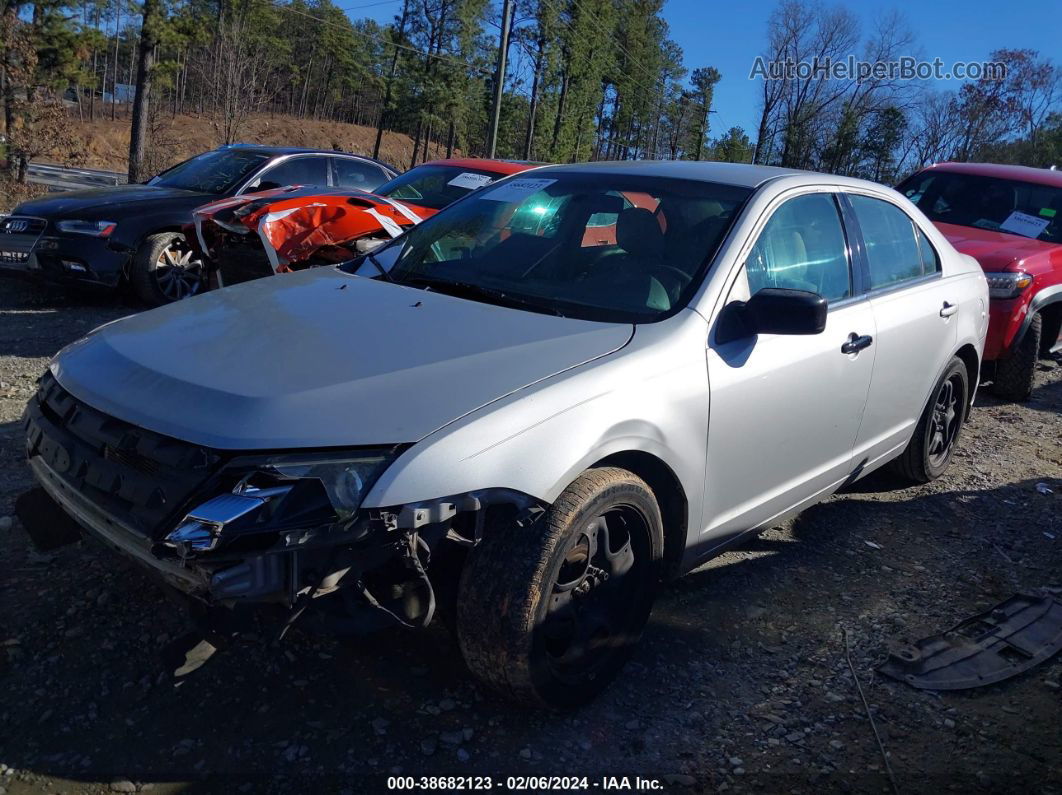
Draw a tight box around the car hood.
[935,221,1059,271]
[51,268,633,449]
[14,184,214,217]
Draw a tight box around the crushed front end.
[21,371,529,635]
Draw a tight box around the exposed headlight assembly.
[164,449,396,556]
[56,219,118,237]
[984,271,1032,299]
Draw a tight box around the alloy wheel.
[927,373,963,468]
[155,240,205,301]
[538,505,652,684]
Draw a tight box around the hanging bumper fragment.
[878,593,1062,690]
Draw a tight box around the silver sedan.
[24,161,988,706]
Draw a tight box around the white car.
[22,162,988,706]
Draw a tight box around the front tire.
[992,312,1041,401]
[456,467,663,708]
[890,356,969,484]
[131,232,206,306]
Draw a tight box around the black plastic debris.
[879,593,1062,690]
[15,487,83,552]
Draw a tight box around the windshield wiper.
[397,274,565,317]
[364,251,395,282]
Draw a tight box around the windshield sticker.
[481,178,557,202]
[1040,207,1057,218]
[447,172,495,190]
[999,210,1050,239]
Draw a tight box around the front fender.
[361,310,711,537]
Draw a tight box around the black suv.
[1,146,397,304]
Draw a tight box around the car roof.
[420,158,541,176]
[219,144,398,174]
[523,160,812,189]
[920,161,1062,189]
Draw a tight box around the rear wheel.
[456,467,663,707]
[131,232,206,306]
[890,356,969,484]
[993,312,1041,401]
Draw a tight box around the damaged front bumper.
[21,372,540,633]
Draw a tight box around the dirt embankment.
[41,111,449,174]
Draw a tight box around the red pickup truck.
[897,163,1062,400]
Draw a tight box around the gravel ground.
[1,279,1060,794]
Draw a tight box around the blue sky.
[352,0,1061,138]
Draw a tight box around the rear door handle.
[841,333,873,354]
[940,301,959,318]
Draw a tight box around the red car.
[897,163,1062,399]
[192,158,540,285]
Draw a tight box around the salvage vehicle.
[192,158,539,284]
[0,145,397,305]
[21,162,988,706]
[897,162,1062,400]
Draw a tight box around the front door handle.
[940,301,959,318]
[841,333,873,354]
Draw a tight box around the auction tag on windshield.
[481,178,557,202]
[999,210,1050,238]
[447,172,495,190]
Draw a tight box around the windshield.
[375,164,509,210]
[898,170,1062,244]
[149,149,270,194]
[346,172,751,323]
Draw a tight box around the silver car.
[22,162,988,706]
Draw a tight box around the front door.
[700,191,875,554]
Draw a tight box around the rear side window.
[746,193,852,303]
[915,226,941,273]
[333,157,388,191]
[849,194,930,288]
[256,156,329,189]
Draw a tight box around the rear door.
[702,190,876,547]
[842,192,958,468]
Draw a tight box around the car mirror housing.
[717,287,827,343]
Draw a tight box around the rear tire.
[890,356,969,484]
[456,467,663,708]
[131,232,206,306]
[992,312,1041,401]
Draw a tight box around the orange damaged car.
[192,158,541,286]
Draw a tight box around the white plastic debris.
[864,540,883,550]
[1035,483,1054,495]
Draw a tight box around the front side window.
[255,156,329,190]
[746,193,852,302]
[347,173,751,322]
[849,194,929,289]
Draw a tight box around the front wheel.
[456,467,663,707]
[992,312,1041,401]
[130,232,207,306]
[890,356,969,484]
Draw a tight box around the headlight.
[261,450,394,520]
[164,449,397,556]
[56,219,118,237]
[984,271,1032,299]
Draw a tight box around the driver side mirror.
[716,287,827,343]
